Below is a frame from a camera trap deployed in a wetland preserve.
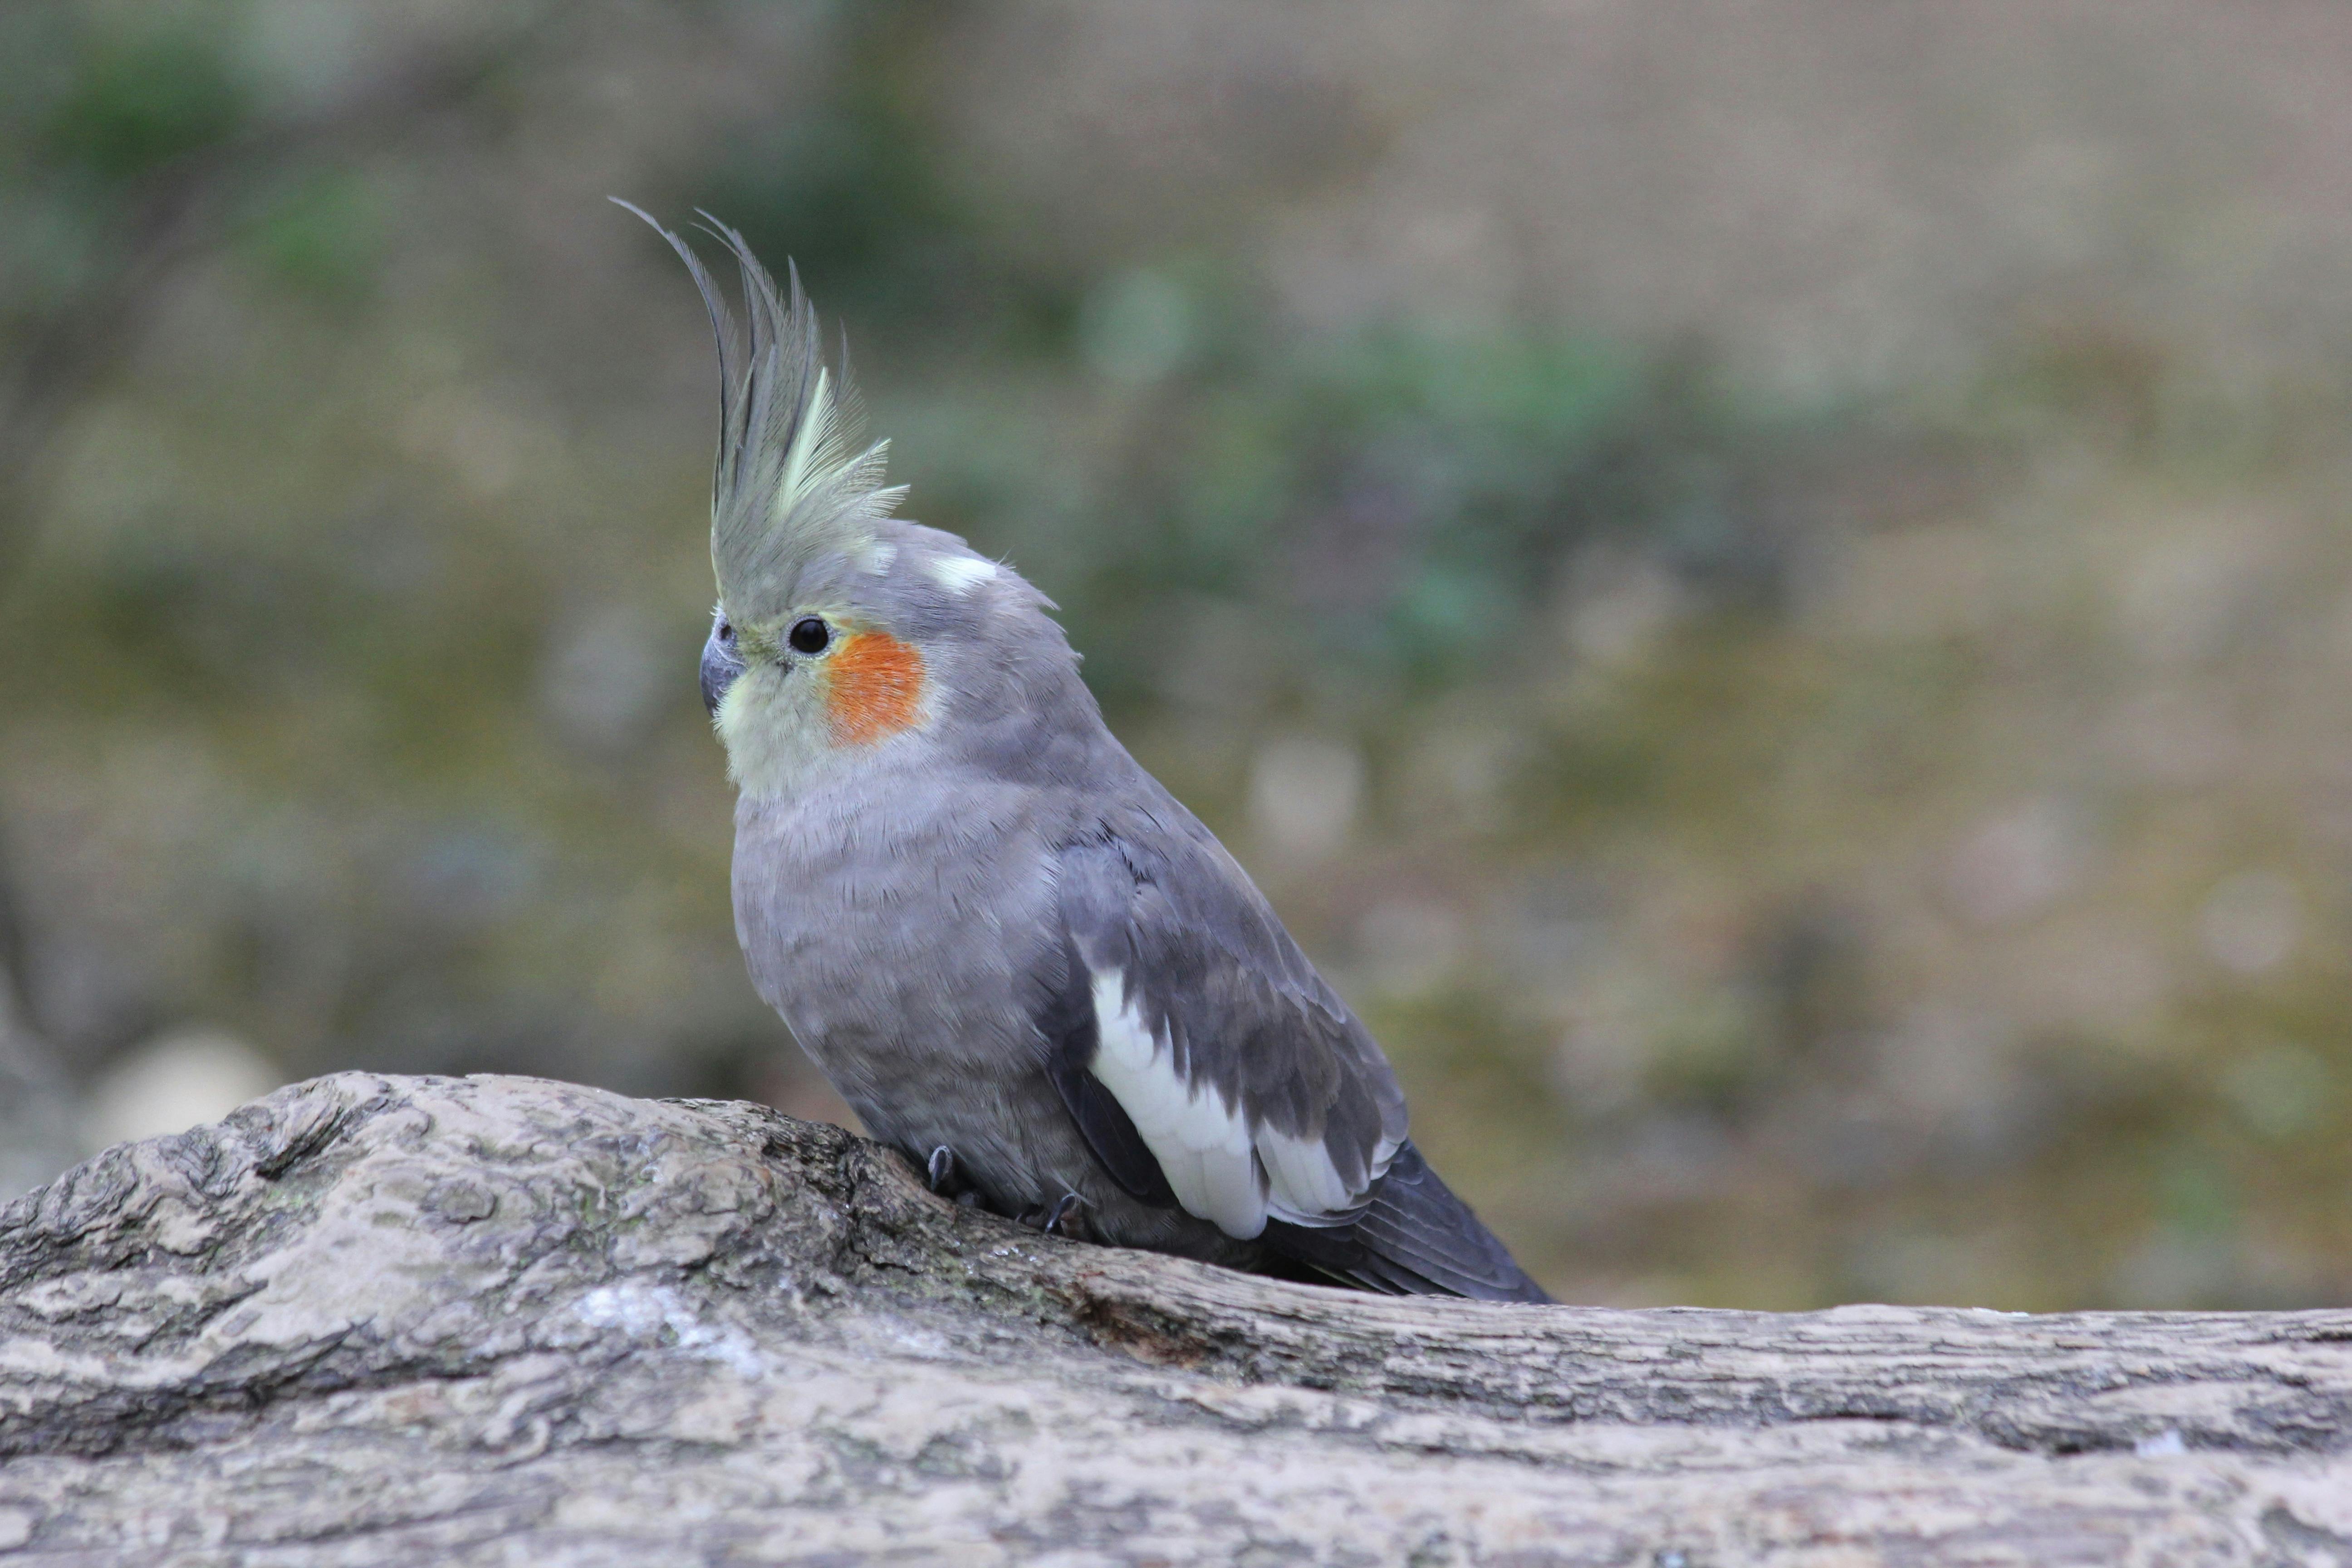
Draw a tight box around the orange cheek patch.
[823,631,926,746]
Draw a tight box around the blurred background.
[9,1,2352,1309]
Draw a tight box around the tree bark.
[1,1073,2347,1566]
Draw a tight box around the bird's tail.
[1264,1140,1553,1303]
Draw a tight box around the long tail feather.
[1264,1141,1552,1303]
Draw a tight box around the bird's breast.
[731,778,1059,1049]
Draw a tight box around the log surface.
[1,1072,2349,1566]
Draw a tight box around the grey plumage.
[616,200,906,635]
[1052,833,1404,1225]
[632,204,1550,1305]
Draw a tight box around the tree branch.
[2,1072,2346,1563]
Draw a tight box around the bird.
[625,203,1551,1304]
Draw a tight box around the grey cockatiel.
[631,206,1549,1303]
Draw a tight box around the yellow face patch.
[822,630,926,746]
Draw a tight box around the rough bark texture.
[2,1073,2350,1566]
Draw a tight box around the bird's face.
[701,599,931,797]
[633,209,1036,796]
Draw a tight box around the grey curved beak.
[700,632,745,717]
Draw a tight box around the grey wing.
[1043,827,1408,1240]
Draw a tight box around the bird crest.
[617,201,906,638]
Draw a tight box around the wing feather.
[1031,808,1548,1300]
[1039,927,1176,1205]
[1045,828,1407,1240]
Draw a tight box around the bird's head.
[628,206,1061,799]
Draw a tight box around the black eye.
[716,620,735,644]
[787,616,830,655]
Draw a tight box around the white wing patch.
[1257,1127,1356,1225]
[1088,972,1263,1237]
[1085,968,1377,1239]
[929,554,999,595]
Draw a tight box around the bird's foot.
[924,1145,981,1203]
[917,1147,990,1211]
[1018,1191,1090,1240]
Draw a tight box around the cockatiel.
[629,205,1549,1303]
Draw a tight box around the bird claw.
[928,1152,1080,1235]
[921,1148,990,1212]
[1020,1191,1088,1239]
